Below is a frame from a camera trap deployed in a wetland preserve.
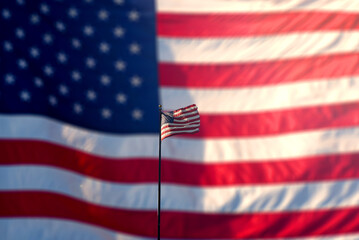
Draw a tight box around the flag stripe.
[158,32,359,63]
[2,165,359,213]
[161,76,359,113]
[158,12,359,37]
[161,129,199,140]
[0,219,149,240]
[1,191,359,238]
[157,0,359,13]
[2,140,359,186]
[189,102,359,137]
[159,53,359,87]
[4,115,359,163]
[4,218,359,240]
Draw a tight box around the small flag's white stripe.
[162,123,200,130]
[161,76,359,113]
[157,0,359,13]
[174,106,198,115]
[161,129,199,139]
[1,165,359,213]
[3,115,359,162]
[174,110,198,118]
[173,115,200,122]
[2,218,359,240]
[158,31,359,63]
[161,122,200,129]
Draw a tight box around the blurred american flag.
[1,0,359,239]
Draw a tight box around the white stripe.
[174,105,197,115]
[2,219,359,240]
[174,115,200,122]
[162,129,199,139]
[158,31,359,63]
[174,110,198,118]
[0,219,150,240]
[161,76,359,113]
[0,115,158,159]
[157,0,359,13]
[1,165,359,213]
[3,115,359,162]
[162,123,200,130]
[161,122,200,129]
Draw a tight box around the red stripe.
[159,53,359,87]
[1,140,359,186]
[189,102,359,137]
[157,11,359,37]
[1,191,358,238]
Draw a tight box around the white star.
[55,21,66,32]
[2,9,11,19]
[132,109,143,120]
[98,9,109,21]
[29,47,40,58]
[17,0,25,5]
[48,95,57,106]
[43,65,54,76]
[59,84,69,95]
[20,90,31,102]
[128,10,140,21]
[15,28,25,39]
[130,75,142,87]
[86,90,97,101]
[57,52,68,63]
[73,103,83,114]
[3,41,13,52]
[71,70,82,81]
[99,42,110,53]
[115,60,126,71]
[18,59,28,69]
[101,108,112,119]
[72,38,81,49]
[100,74,111,85]
[30,14,40,24]
[43,33,53,44]
[113,26,125,38]
[129,43,141,54]
[34,77,43,87]
[83,25,94,36]
[4,74,15,84]
[68,7,78,18]
[116,93,127,104]
[113,0,124,5]
[40,3,50,14]
[85,57,96,68]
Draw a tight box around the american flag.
[161,104,200,141]
[1,0,359,239]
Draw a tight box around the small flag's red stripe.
[2,140,359,185]
[157,12,359,37]
[159,53,359,87]
[1,191,358,238]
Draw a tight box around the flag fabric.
[161,104,200,141]
[1,0,359,239]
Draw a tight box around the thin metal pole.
[157,105,162,240]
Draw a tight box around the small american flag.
[161,104,200,141]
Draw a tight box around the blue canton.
[0,0,159,133]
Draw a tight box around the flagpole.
[157,104,162,240]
